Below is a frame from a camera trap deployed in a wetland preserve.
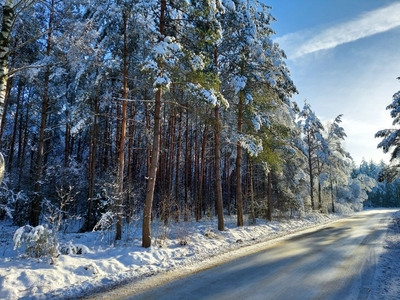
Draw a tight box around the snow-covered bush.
[331,202,354,215]
[60,241,91,255]
[92,211,116,244]
[93,211,115,232]
[13,225,58,258]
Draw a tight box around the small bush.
[332,202,354,215]
[60,241,91,255]
[13,225,57,258]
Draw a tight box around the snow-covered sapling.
[13,225,58,258]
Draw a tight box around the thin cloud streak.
[276,2,400,59]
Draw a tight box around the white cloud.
[276,2,400,59]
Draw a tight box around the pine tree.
[298,102,325,210]
[376,76,400,182]
[218,0,296,225]
[325,115,351,212]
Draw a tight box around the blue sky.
[263,0,400,165]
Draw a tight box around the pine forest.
[0,0,399,249]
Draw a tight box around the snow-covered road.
[92,210,392,300]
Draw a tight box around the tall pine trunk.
[168,114,175,196]
[116,13,129,241]
[144,98,151,177]
[213,46,224,230]
[184,110,190,218]
[249,161,255,224]
[126,101,135,222]
[266,170,272,221]
[317,158,322,211]
[307,133,315,210]
[236,92,244,226]
[226,154,231,215]
[142,87,162,247]
[64,110,70,167]
[7,79,23,173]
[86,93,98,232]
[214,105,224,231]
[197,124,208,221]
[17,101,29,190]
[30,0,54,226]
[329,165,335,213]
[142,0,166,248]
[175,108,183,214]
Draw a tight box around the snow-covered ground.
[369,209,400,299]
[0,210,398,300]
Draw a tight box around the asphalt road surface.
[88,210,392,300]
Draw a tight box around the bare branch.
[8,63,51,77]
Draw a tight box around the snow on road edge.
[368,210,400,300]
